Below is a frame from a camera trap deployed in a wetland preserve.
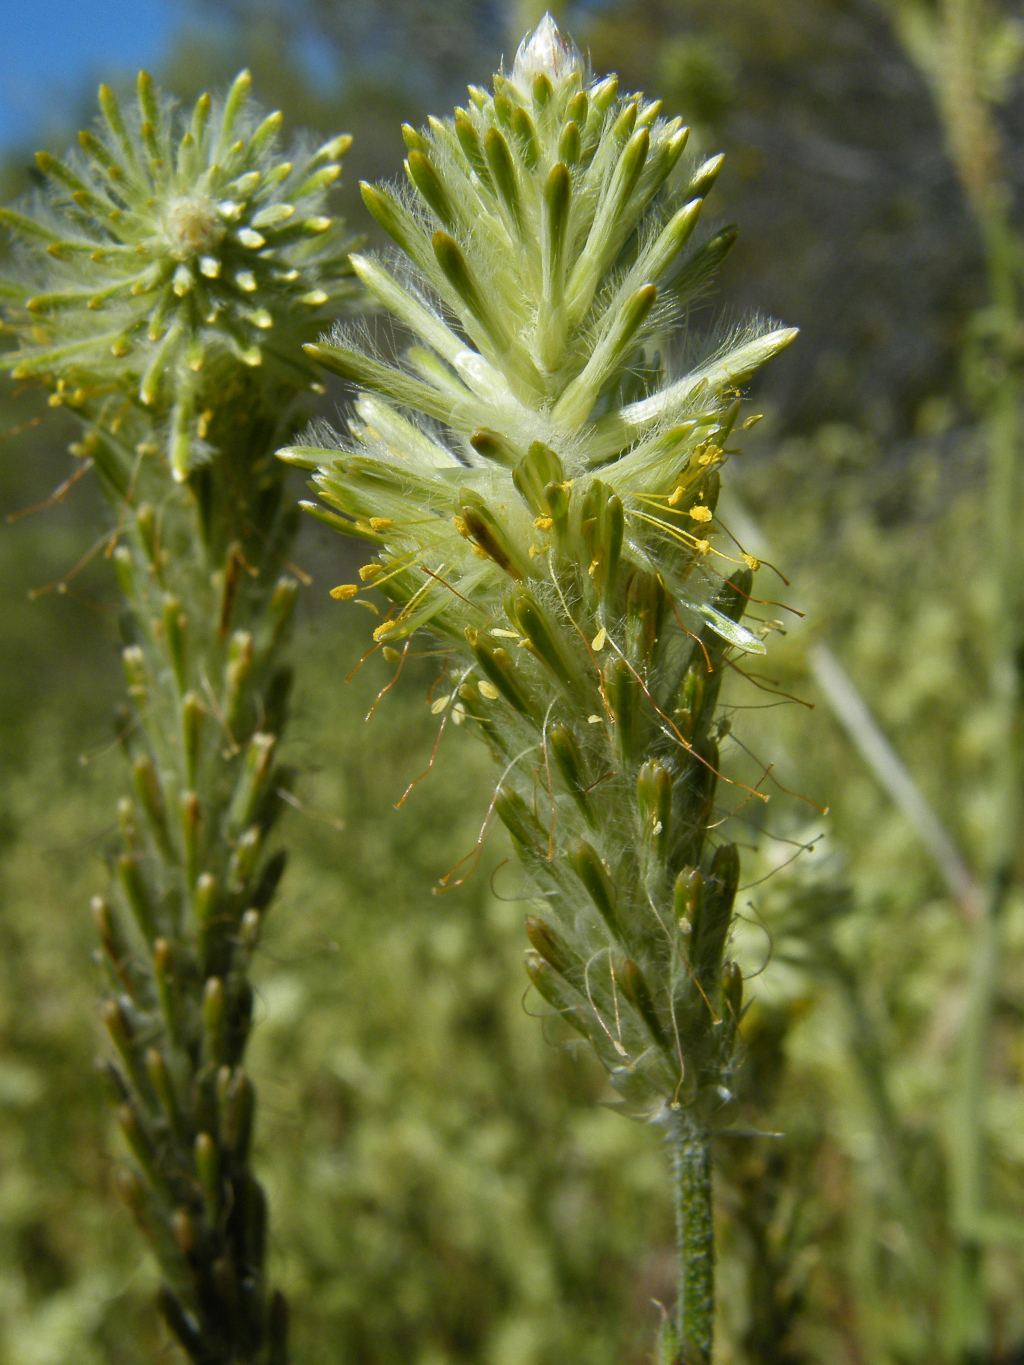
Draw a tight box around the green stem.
[948,876,1007,1357]
[669,1112,714,1365]
[946,193,1022,1359]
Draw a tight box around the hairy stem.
[670,1112,714,1364]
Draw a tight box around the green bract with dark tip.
[287,16,794,1361]
[1,69,357,480]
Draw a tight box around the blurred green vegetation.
[3,1,1024,1361]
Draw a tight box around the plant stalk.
[670,1112,715,1365]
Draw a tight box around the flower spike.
[293,21,795,1362]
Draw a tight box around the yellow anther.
[694,540,711,555]
[688,505,712,523]
[452,515,469,537]
[382,646,401,661]
[667,486,684,506]
[587,714,602,724]
[742,413,763,429]
[490,628,519,638]
[330,584,359,599]
[431,695,449,714]
[533,515,554,530]
[369,517,393,531]
[591,626,607,651]
[470,543,490,559]
[741,552,761,571]
[478,680,499,700]
[528,543,548,558]
[359,563,384,581]
[588,559,598,577]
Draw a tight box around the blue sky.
[0,0,180,151]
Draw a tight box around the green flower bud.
[613,957,671,1053]
[406,149,456,227]
[203,977,226,1065]
[548,723,595,824]
[218,1067,256,1161]
[484,129,524,235]
[195,1132,221,1222]
[92,895,140,997]
[524,950,590,1039]
[569,838,621,938]
[609,657,641,762]
[525,915,584,989]
[512,440,565,515]
[146,1046,186,1142]
[510,591,576,690]
[162,595,188,691]
[152,938,180,1043]
[466,628,537,717]
[638,760,672,863]
[674,867,704,945]
[118,1101,167,1193]
[693,843,740,990]
[456,489,530,580]
[223,630,253,731]
[132,753,173,859]
[229,826,264,892]
[226,732,276,836]
[118,852,157,944]
[580,481,624,604]
[723,960,744,1020]
[494,782,545,854]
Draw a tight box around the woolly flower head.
[1,70,356,479]
[286,18,796,1114]
[288,12,795,654]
